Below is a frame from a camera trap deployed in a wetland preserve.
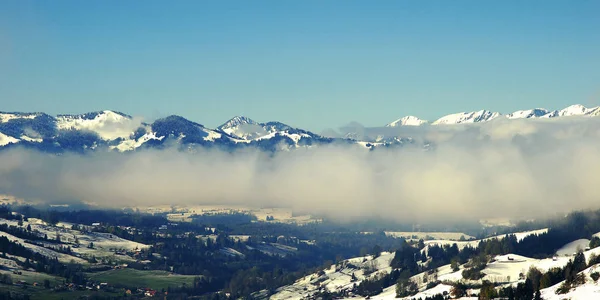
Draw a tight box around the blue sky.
[0,0,598,131]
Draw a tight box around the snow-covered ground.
[270,229,600,300]
[0,112,38,123]
[0,231,87,264]
[384,231,474,241]
[422,228,548,252]
[541,264,600,299]
[0,217,148,264]
[111,130,164,151]
[556,239,590,256]
[271,252,395,300]
[0,132,19,146]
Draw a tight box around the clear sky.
[1,0,598,131]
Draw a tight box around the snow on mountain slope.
[271,233,600,300]
[431,110,501,125]
[587,106,600,116]
[422,228,548,252]
[0,132,19,146]
[506,108,550,119]
[2,217,148,264]
[255,132,311,143]
[217,116,316,142]
[270,252,395,300]
[542,104,600,118]
[219,116,257,129]
[217,116,265,140]
[56,110,137,140]
[557,104,591,117]
[0,230,87,264]
[385,116,428,127]
[19,135,42,143]
[151,115,242,144]
[556,239,591,256]
[0,112,39,123]
[540,264,600,300]
[479,254,571,284]
[385,104,600,127]
[110,131,165,151]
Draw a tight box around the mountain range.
[0,104,598,153]
[385,104,600,127]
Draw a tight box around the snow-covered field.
[556,239,590,256]
[0,217,148,265]
[385,231,474,241]
[0,231,87,264]
[541,264,600,300]
[161,205,319,224]
[422,228,548,252]
[271,252,395,300]
[270,228,600,300]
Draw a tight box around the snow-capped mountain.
[217,116,322,143]
[556,104,591,117]
[431,110,501,125]
[0,112,40,123]
[385,104,600,126]
[506,108,550,119]
[0,111,338,153]
[588,106,600,117]
[217,116,266,140]
[385,116,427,127]
[542,104,599,118]
[1,104,600,153]
[56,110,135,140]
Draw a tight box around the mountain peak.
[56,110,132,121]
[558,104,588,116]
[386,116,427,127]
[431,110,501,125]
[218,116,258,130]
[506,108,550,119]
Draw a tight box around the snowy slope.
[270,252,395,300]
[556,239,591,256]
[384,104,600,127]
[422,228,548,252]
[540,264,600,300]
[3,104,600,153]
[217,116,266,140]
[506,108,550,119]
[556,104,591,117]
[0,112,39,123]
[217,116,317,144]
[431,110,501,125]
[385,116,428,127]
[1,218,148,263]
[0,132,19,146]
[542,104,600,118]
[587,106,600,117]
[110,130,165,151]
[254,131,311,143]
[0,231,87,264]
[56,110,136,140]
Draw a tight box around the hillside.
[268,227,600,299]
